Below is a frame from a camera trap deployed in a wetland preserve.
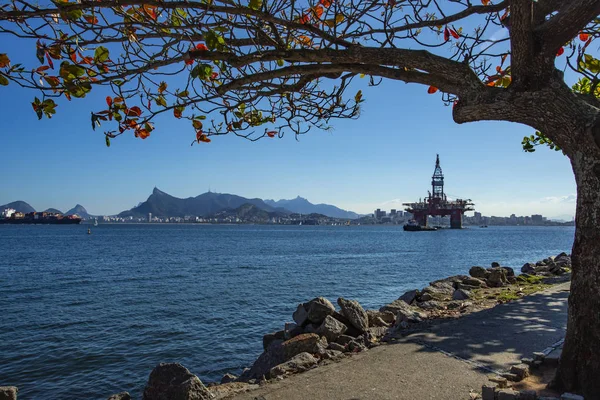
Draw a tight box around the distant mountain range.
[1,189,361,220]
[0,201,93,218]
[117,188,289,218]
[264,196,360,219]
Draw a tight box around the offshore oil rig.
[403,155,474,229]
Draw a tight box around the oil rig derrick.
[403,155,474,229]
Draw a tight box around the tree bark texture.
[552,126,600,398]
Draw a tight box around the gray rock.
[470,266,488,279]
[488,376,508,388]
[327,342,346,352]
[306,297,335,324]
[263,330,285,351]
[521,357,534,366]
[507,276,517,284]
[457,283,481,291]
[417,300,444,310]
[430,275,470,289]
[519,390,537,400]
[108,393,131,400]
[292,304,309,326]
[496,389,519,400]
[487,267,508,287]
[303,323,319,334]
[347,339,367,352]
[510,363,529,380]
[481,384,496,400]
[367,326,389,339]
[393,300,428,323]
[422,281,454,298]
[560,394,584,400]
[0,387,17,400]
[501,266,515,277]
[419,292,433,301]
[142,363,213,400]
[269,352,317,378]
[446,300,464,310]
[452,289,471,300]
[282,333,327,360]
[336,335,354,345]
[491,261,501,268]
[337,297,369,333]
[366,310,392,327]
[322,349,344,360]
[501,372,519,382]
[463,277,486,287]
[399,289,419,305]
[220,373,237,384]
[207,382,259,399]
[316,315,347,342]
[521,263,536,274]
[243,340,285,380]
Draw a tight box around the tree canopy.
[0,0,598,148]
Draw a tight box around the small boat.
[403,219,437,231]
[480,225,488,228]
[94,219,98,227]
[87,228,91,234]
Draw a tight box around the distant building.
[390,209,397,216]
[148,212,152,222]
[531,214,543,223]
[1,208,16,218]
[374,209,386,219]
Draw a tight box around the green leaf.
[0,75,8,86]
[155,96,167,107]
[191,63,213,80]
[177,90,189,97]
[276,59,284,67]
[94,46,110,64]
[105,136,111,147]
[249,0,263,10]
[355,90,363,102]
[580,54,600,74]
[205,30,227,51]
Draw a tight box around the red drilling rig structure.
[403,155,474,229]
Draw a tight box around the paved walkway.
[232,282,570,400]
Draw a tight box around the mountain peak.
[152,187,164,195]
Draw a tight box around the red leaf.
[211,72,219,80]
[313,5,324,19]
[481,0,490,5]
[579,33,589,42]
[174,108,182,118]
[185,58,194,65]
[70,52,77,63]
[148,100,152,110]
[443,27,449,42]
[36,65,50,72]
[106,96,113,107]
[137,129,150,139]
[299,13,310,24]
[266,131,277,138]
[45,53,54,69]
[319,0,332,7]
[196,131,211,143]
[196,43,208,51]
[127,106,142,117]
[427,86,438,94]
[556,47,564,56]
[449,29,459,39]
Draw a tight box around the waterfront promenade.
[232,283,569,400]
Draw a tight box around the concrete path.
[232,282,570,400]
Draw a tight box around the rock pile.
[521,253,571,276]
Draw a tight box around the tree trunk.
[552,148,600,398]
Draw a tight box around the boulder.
[282,333,327,360]
[337,297,369,333]
[452,289,471,300]
[303,323,319,334]
[501,266,515,277]
[421,282,454,299]
[220,373,237,384]
[367,326,389,339]
[496,389,519,400]
[207,382,259,399]
[0,387,17,400]
[347,340,367,353]
[292,304,309,326]
[469,266,488,279]
[507,276,517,284]
[336,335,354,345]
[521,263,536,274]
[328,342,346,352]
[243,340,285,380]
[269,352,318,378]
[142,363,213,400]
[462,277,486,287]
[322,349,344,360]
[417,300,445,310]
[392,300,428,324]
[487,267,508,287]
[366,310,392,327]
[419,293,434,301]
[481,384,496,400]
[316,315,347,342]
[263,330,285,351]
[430,275,469,289]
[510,364,530,380]
[108,393,131,400]
[457,283,481,291]
[491,261,501,268]
[399,289,419,305]
[306,297,336,324]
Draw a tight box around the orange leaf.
[137,129,150,139]
[266,131,277,138]
[174,108,182,118]
[481,0,490,5]
[196,131,211,143]
[36,65,50,73]
[299,13,310,24]
[427,86,438,94]
[106,96,113,107]
[449,29,459,39]
[319,0,332,7]
[185,58,194,65]
[45,53,54,69]
[313,5,324,19]
[84,15,98,24]
[0,53,10,68]
[127,106,142,117]
[143,5,158,20]
[579,33,589,42]
[114,97,124,103]
[487,80,496,87]
[556,47,564,56]
[196,43,208,51]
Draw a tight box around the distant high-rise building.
[148,212,152,222]
[531,214,543,223]
[390,209,397,216]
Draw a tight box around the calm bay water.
[0,224,574,399]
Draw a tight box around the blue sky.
[0,30,577,219]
